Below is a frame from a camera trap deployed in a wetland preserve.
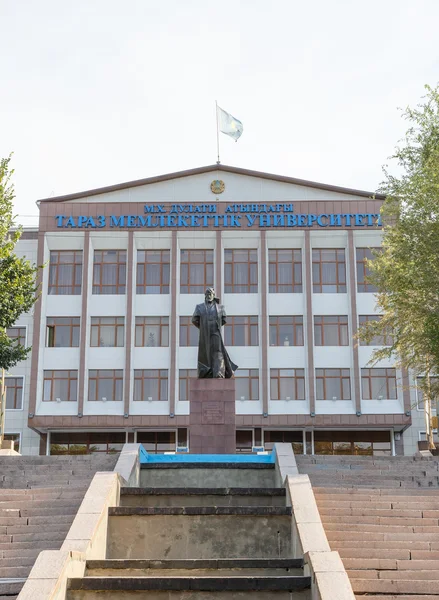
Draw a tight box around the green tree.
[359,84,439,450]
[0,156,40,447]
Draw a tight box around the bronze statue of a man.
[192,288,238,379]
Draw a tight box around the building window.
[137,431,176,454]
[48,250,82,295]
[224,249,258,293]
[264,430,304,455]
[358,315,392,346]
[180,250,213,294]
[92,250,126,295]
[312,249,346,293]
[136,250,170,294]
[224,316,258,346]
[88,369,123,401]
[417,377,438,411]
[134,369,168,401]
[314,431,391,456]
[4,433,20,453]
[43,370,78,402]
[270,369,305,400]
[90,317,124,347]
[46,318,80,347]
[361,368,397,400]
[316,369,351,400]
[236,430,253,453]
[7,327,26,346]
[179,316,199,346]
[269,316,304,346]
[235,369,259,401]
[5,377,23,409]
[135,317,169,347]
[179,369,197,401]
[356,248,379,293]
[50,432,125,455]
[314,316,349,346]
[269,249,302,293]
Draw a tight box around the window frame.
[269,316,304,346]
[88,369,124,402]
[136,249,170,295]
[178,369,197,402]
[92,250,127,295]
[5,376,24,410]
[358,315,392,346]
[224,248,258,293]
[180,249,214,294]
[135,316,169,347]
[48,250,83,296]
[314,315,349,346]
[179,316,199,347]
[361,368,397,400]
[356,248,379,293]
[270,368,306,401]
[90,317,125,348]
[133,369,169,401]
[223,316,259,346]
[7,326,27,347]
[235,369,259,401]
[315,368,351,400]
[43,370,78,402]
[46,317,80,348]
[268,248,303,293]
[312,248,347,293]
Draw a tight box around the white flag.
[218,106,243,141]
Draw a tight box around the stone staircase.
[0,454,118,599]
[66,461,312,598]
[297,454,439,599]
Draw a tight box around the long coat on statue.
[191,300,238,379]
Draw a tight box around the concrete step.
[140,463,276,489]
[66,575,311,598]
[351,578,439,594]
[85,558,304,577]
[0,566,31,578]
[0,580,24,596]
[120,487,287,507]
[107,507,293,560]
[322,515,439,526]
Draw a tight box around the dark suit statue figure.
[192,288,238,379]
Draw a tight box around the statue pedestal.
[189,378,236,454]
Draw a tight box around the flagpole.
[215,100,220,164]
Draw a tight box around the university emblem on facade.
[210,179,225,194]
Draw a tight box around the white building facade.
[5,164,431,456]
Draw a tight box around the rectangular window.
[224,249,258,293]
[269,249,302,293]
[358,315,392,346]
[270,369,305,400]
[5,377,23,409]
[179,369,197,401]
[269,316,304,346]
[137,431,176,454]
[46,318,80,347]
[135,317,169,347]
[179,316,199,346]
[235,369,259,401]
[92,250,126,295]
[417,377,438,411]
[356,248,379,292]
[361,368,397,400]
[236,430,253,453]
[88,369,123,401]
[134,369,168,401]
[264,430,304,455]
[312,249,346,293]
[180,250,213,294]
[4,433,20,453]
[50,432,125,455]
[316,368,351,400]
[48,250,82,295]
[136,250,170,294]
[314,316,349,346]
[224,316,258,346]
[7,327,26,346]
[43,370,78,402]
[90,317,124,347]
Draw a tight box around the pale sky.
[1,0,438,227]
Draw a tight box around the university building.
[4,164,433,456]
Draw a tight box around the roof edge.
[37,164,385,203]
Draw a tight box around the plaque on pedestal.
[189,378,236,454]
